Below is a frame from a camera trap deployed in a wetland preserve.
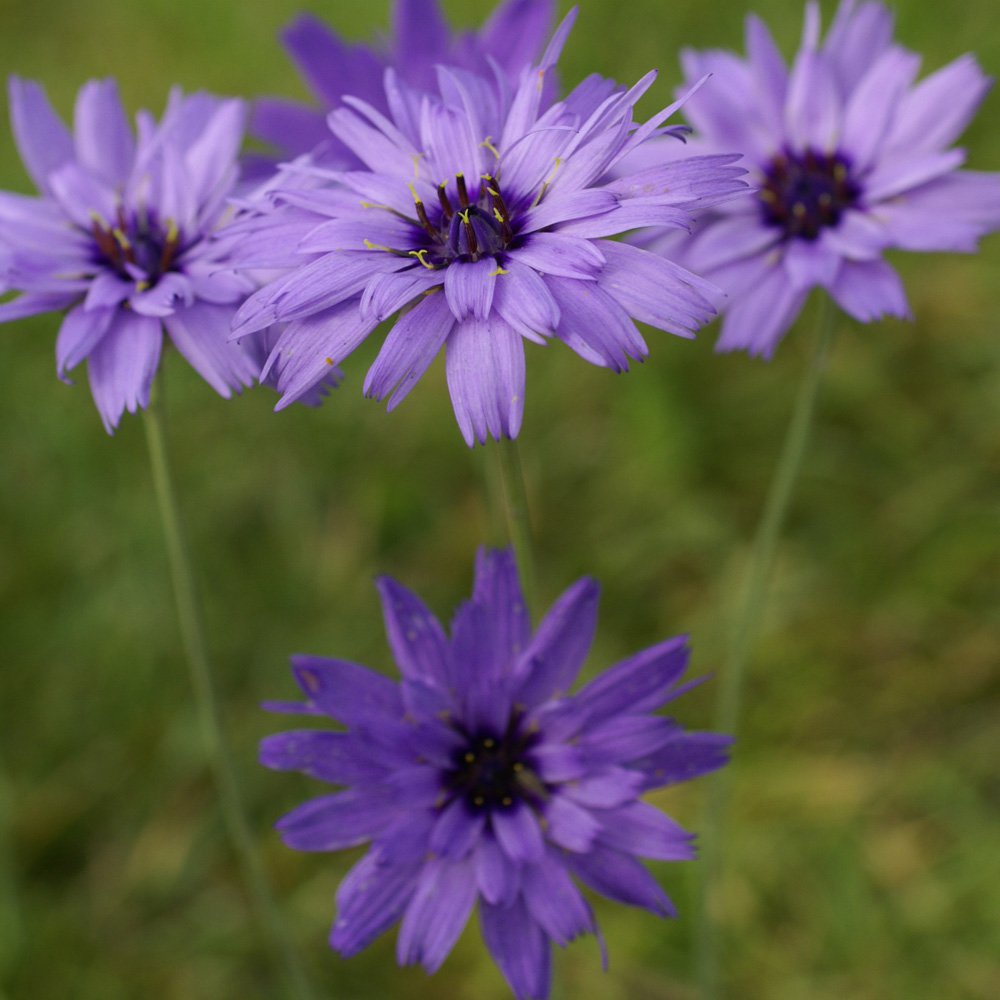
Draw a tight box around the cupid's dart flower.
[261,548,730,1000]
[229,12,747,445]
[252,0,556,166]
[0,79,261,431]
[646,0,1000,357]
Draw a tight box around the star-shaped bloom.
[252,0,556,167]
[0,79,261,430]
[229,13,747,444]
[648,0,1000,357]
[261,548,730,1000]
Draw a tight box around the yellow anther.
[483,738,495,749]
[464,752,476,763]
[360,200,392,210]
[135,280,150,293]
[512,762,524,772]
[474,796,485,806]
[489,266,509,277]
[112,228,132,250]
[324,357,334,366]
[407,182,422,205]
[408,248,435,270]
[501,796,513,806]
[480,136,500,159]
[531,156,563,207]
[165,218,179,243]
[458,208,472,224]
[493,207,505,224]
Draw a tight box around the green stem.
[494,437,537,613]
[697,300,835,999]
[0,756,21,991]
[143,378,314,1000]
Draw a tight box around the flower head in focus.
[230,12,747,445]
[261,548,730,1000]
[0,79,261,431]
[252,0,556,166]
[650,0,1000,357]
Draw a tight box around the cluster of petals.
[650,0,1000,357]
[252,0,556,167]
[261,548,731,1000]
[229,12,747,445]
[0,79,260,430]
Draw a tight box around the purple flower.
[261,548,730,1000]
[0,78,261,431]
[649,0,1000,357]
[252,0,556,166]
[230,14,746,445]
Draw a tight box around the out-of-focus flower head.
[227,12,747,445]
[261,547,731,1000]
[252,0,557,167]
[0,79,262,431]
[648,0,1000,358]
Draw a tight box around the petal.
[359,266,442,323]
[55,303,115,378]
[363,288,454,410]
[8,77,74,194]
[492,804,545,863]
[429,800,486,860]
[570,635,690,728]
[290,655,403,724]
[330,852,420,957]
[542,793,600,853]
[375,576,450,688]
[73,78,134,185]
[396,858,477,974]
[512,577,600,706]
[511,233,605,280]
[472,547,531,668]
[491,258,560,341]
[165,302,259,397]
[562,768,645,809]
[781,238,842,292]
[258,730,388,784]
[547,276,647,372]
[474,834,520,906]
[828,258,910,323]
[522,854,595,947]
[596,802,695,861]
[564,845,676,917]
[636,732,734,790]
[784,48,841,151]
[445,315,525,446]
[86,311,162,432]
[444,257,498,322]
[480,898,552,1000]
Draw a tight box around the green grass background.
[1,1,998,997]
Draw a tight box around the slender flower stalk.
[0,755,21,990]
[142,376,314,1000]
[495,438,537,614]
[697,300,835,998]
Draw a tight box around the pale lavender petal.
[55,303,115,378]
[359,267,443,323]
[0,292,75,323]
[829,258,911,322]
[562,768,645,809]
[165,302,258,397]
[73,78,134,185]
[278,788,424,851]
[251,98,329,159]
[715,262,808,359]
[824,0,895,93]
[474,835,520,906]
[290,655,403,724]
[492,258,559,341]
[512,232,604,280]
[86,311,162,432]
[444,257,498,321]
[543,793,600,853]
[479,0,554,77]
[472,547,531,665]
[445,316,525,446]
[430,800,486,859]
[8,77,74,193]
[637,732,734,790]
[864,148,966,203]
[259,730,388,784]
[364,288,454,409]
[784,47,841,150]
[781,237,842,291]
[392,0,450,89]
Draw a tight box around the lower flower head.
[261,548,731,1000]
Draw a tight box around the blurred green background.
[1,1,998,998]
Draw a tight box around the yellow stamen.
[480,136,500,160]
[489,266,509,277]
[408,248,435,270]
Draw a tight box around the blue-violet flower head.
[646,0,1000,358]
[0,78,262,431]
[252,0,556,167]
[261,548,730,1000]
[230,13,747,445]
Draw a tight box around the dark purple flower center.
[90,210,182,286]
[444,718,542,813]
[404,173,514,268]
[759,148,861,241]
